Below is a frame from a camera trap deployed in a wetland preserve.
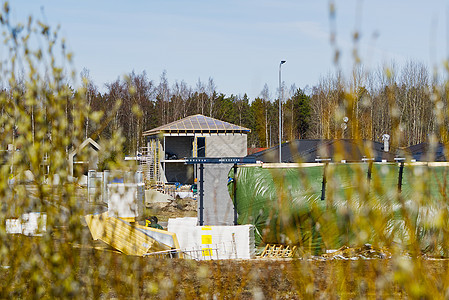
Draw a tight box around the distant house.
[68,138,101,177]
[247,139,396,163]
[141,114,250,185]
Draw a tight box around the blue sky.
[10,0,449,100]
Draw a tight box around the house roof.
[69,138,101,158]
[405,142,448,161]
[143,114,251,136]
[247,139,397,163]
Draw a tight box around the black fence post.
[396,158,405,193]
[233,163,238,225]
[362,157,374,181]
[367,161,373,181]
[321,164,327,201]
[316,158,331,201]
[199,163,204,226]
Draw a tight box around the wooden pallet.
[258,244,297,258]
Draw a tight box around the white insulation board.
[107,183,145,218]
[168,217,255,260]
[6,212,47,236]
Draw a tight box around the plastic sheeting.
[228,162,449,255]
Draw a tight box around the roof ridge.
[143,114,250,135]
[144,116,191,133]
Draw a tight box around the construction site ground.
[143,196,197,223]
[6,234,448,298]
[80,188,449,298]
[7,184,449,297]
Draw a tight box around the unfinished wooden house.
[141,114,250,186]
[68,138,101,177]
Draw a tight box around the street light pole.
[279,60,286,163]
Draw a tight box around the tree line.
[2,61,447,156]
[81,61,447,155]
[80,69,314,155]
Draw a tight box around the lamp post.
[279,60,286,163]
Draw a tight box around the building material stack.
[85,182,180,256]
[168,217,255,260]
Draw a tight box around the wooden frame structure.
[141,114,250,187]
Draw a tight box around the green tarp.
[228,163,449,255]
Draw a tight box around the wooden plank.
[119,217,136,223]
[85,213,105,240]
[134,224,181,249]
[85,212,171,256]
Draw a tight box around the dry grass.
[7,236,448,299]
